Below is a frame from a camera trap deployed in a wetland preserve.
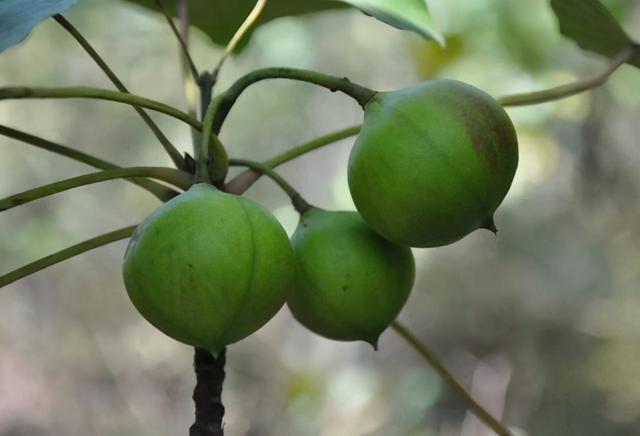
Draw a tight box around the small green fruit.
[122,183,296,356]
[288,208,415,347]
[348,79,519,247]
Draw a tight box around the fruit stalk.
[228,158,311,213]
[189,348,226,436]
[199,96,230,184]
[208,67,376,135]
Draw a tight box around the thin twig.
[0,86,229,179]
[177,0,199,119]
[0,86,199,128]
[0,226,136,288]
[153,0,199,81]
[228,158,311,213]
[212,0,269,77]
[226,0,268,56]
[264,125,361,168]
[391,321,512,436]
[178,0,190,42]
[0,167,192,212]
[225,125,360,195]
[499,47,633,107]
[53,14,185,169]
[0,124,178,201]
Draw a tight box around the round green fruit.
[288,208,415,347]
[122,183,296,356]
[348,79,519,248]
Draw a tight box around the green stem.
[174,0,201,172]
[210,67,376,135]
[225,125,360,195]
[0,167,192,212]
[225,0,268,56]
[391,321,512,436]
[152,0,199,81]
[498,47,632,107]
[0,86,199,129]
[198,101,216,183]
[213,0,268,76]
[53,14,185,169]
[0,226,136,288]
[228,158,311,214]
[0,124,178,202]
[0,85,230,175]
[199,102,229,185]
[265,125,361,168]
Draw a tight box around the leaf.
[0,0,78,53]
[334,0,444,46]
[550,0,639,68]
[121,0,348,47]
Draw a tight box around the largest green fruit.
[288,208,415,347]
[122,184,296,356]
[348,79,518,248]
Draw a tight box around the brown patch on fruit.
[445,86,516,171]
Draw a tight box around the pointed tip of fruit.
[365,336,380,351]
[481,216,498,235]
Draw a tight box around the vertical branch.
[181,1,227,432]
[177,0,198,117]
[189,348,227,436]
[198,73,215,120]
[154,0,199,82]
[176,0,199,173]
[178,0,190,42]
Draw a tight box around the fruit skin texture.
[122,183,296,356]
[348,79,519,248]
[288,208,415,347]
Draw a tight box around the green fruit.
[348,79,518,248]
[122,183,296,356]
[288,208,415,347]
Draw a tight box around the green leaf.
[550,0,639,68]
[335,0,444,46]
[0,0,77,52]
[120,0,348,47]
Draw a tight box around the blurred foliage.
[0,0,77,53]
[1,0,640,435]
[550,0,640,67]
[332,0,444,45]
[120,0,347,48]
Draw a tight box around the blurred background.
[1,0,639,435]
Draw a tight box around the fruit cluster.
[122,79,518,355]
